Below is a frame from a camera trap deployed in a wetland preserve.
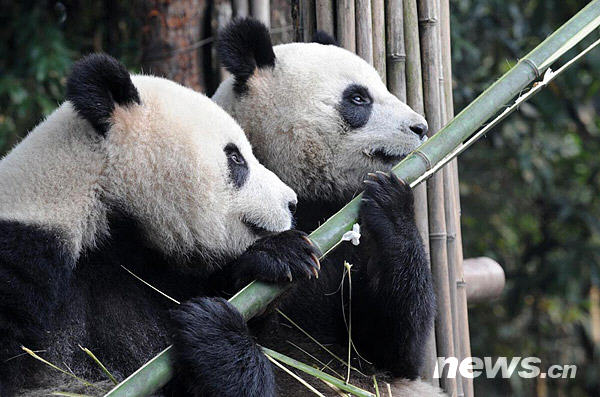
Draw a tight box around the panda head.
[0,54,296,264]
[213,18,428,201]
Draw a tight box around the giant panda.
[212,19,441,396]
[0,54,321,396]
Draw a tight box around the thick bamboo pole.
[385,0,405,94]
[402,0,438,385]
[301,0,316,42]
[104,3,600,395]
[442,164,464,396]
[417,0,457,393]
[234,0,249,17]
[355,0,373,63]
[372,0,386,80]
[337,0,356,51]
[315,0,334,34]
[251,0,270,28]
[463,257,505,302]
[438,0,471,395]
[435,0,464,395]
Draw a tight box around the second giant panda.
[0,54,320,396]
[213,19,442,396]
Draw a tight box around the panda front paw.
[170,297,276,397]
[234,230,321,283]
[360,171,415,243]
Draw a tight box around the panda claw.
[375,170,390,177]
[302,235,315,247]
[310,253,321,270]
[367,172,377,178]
[310,266,319,279]
[286,269,293,282]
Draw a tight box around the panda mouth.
[363,149,407,164]
[243,219,275,237]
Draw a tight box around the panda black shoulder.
[66,54,140,135]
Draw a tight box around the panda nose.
[409,123,428,139]
[288,201,297,215]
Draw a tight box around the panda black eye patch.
[338,84,373,129]
[224,143,249,188]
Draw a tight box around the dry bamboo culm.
[438,0,472,395]
[402,0,440,386]
[416,0,457,394]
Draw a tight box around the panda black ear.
[66,54,140,135]
[312,31,339,46]
[217,18,276,94]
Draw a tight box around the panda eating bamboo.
[0,54,321,396]
[212,18,442,396]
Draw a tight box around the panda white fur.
[213,19,442,396]
[0,54,321,396]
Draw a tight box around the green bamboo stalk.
[104,2,600,395]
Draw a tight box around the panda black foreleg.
[352,172,435,379]
[169,297,276,397]
[0,221,74,395]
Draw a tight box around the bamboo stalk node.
[413,149,433,170]
[428,232,447,240]
[447,233,456,241]
[387,53,407,61]
[521,58,541,78]
[418,17,438,25]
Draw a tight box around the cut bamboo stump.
[463,257,505,302]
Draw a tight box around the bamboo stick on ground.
[104,3,600,394]
[251,0,271,27]
[417,0,457,393]
[355,0,373,62]
[316,0,334,34]
[337,0,356,51]
[372,0,386,80]
[403,0,439,384]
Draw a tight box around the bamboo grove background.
[1,1,600,396]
